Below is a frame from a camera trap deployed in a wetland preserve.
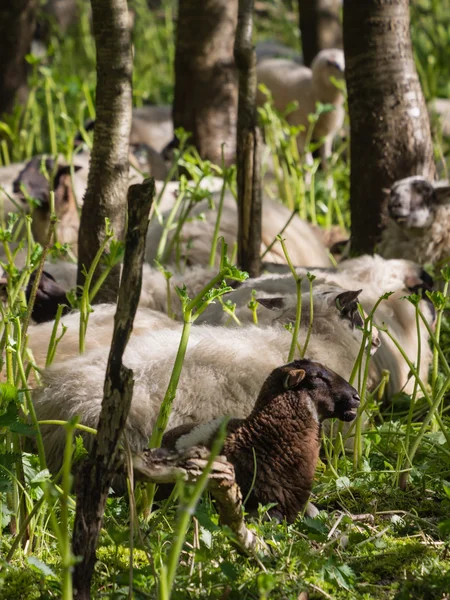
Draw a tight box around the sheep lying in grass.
[145,190,332,268]
[33,286,374,472]
[378,175,450,268]
[26,303,180,369]
[198,254,434,398]
[162,359,360,523]
[256,48,345,160]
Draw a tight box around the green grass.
[0,1,450,599]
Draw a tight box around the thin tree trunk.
[72,180,155,600]
[234,0,262,278]
[298,0,342,67]
[0,0,37,116]
[173,0,238,165]
[344,0,435,255]
[76,0,133,303]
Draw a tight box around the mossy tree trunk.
[234,0,262,277]
[344,0,435,255]
[173,0,238,165]
[76,0,133,303]
[0,0,37,116]
[298,0,342,67]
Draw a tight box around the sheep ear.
[256,297,286,310]
[335,290,362,312]
[283,368,306,390]
[434,185,450,205]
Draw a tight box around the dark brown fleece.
[223,389,321,523]
[162,359,360,523]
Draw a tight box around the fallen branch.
[133,445,269,557]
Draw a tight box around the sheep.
[12,157,82,251]
[197,254,434,398]
[378,175,450,268]
[162,359,360,523]
[130,105,174,153]
[26,302,180,369]
[256,48,345,161]
[0,162,28,218]
[145,190,332,268]
[23,262,221,323]
[32,285,376,472]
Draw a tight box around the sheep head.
[26,271,69,324]
[388,176,450,230]
[311,48,345,89]
[256,287,381,355]
[256,359,360,423]
[13,156,82,218]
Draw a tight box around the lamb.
[145,190,332,268]
[32,285,374,472]
[378,175,450,268]
[162,359,360,523]
[256,48,345,161]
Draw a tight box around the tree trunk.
[173,0,238,165]
[234,0,262,278]
[0,0,37,116]
[72,180,155,600]
[76,0,133,303]
[344,0,435,255]
[298,0,342,67]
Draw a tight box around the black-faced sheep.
[162,359,360,523]
[378,175,450,268]
[256,48,345,161]
[32,286,374,472]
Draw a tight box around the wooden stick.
[72,179,155,599]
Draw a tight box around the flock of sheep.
[1,42,449,522]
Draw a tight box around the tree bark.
[298,0,342,67]
[173,0,238,165]
[344,0,435,255]
[72,180,154,600]
[77,0,133,303]
[234,0,262,278]
[0,0,37,116]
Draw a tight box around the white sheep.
[197,254,434,397]
[26,303,180,369]
[378,175,450,268]
[145,190,332,268]
[33,285,376,472]
[256,48,345,160]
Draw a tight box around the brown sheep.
[163,359,360,523]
